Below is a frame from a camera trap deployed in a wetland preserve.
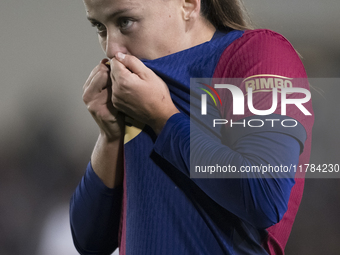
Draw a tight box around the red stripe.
[119,154,127,255]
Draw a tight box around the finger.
[91,68,109,92]
[89,70,110,93]
[114,52,149,80]
[83,60,110,90]
[109,57,133,84]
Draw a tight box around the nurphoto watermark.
[190,77,336,178]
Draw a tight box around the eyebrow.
[87,8,134,23]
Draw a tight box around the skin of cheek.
[141,13,186,58]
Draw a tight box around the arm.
[70,162,122,255]
[83,59,125,189]
[70,59,124,254]
[153,113,299,229]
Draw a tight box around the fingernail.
[117,52,125,60]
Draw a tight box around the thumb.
[115,52,149,80]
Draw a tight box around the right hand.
[83,59,125,142]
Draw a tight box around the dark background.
[0,0,339,254]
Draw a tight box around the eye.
[118,18,134,31]
[91,22,106,35]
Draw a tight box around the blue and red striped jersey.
[70,29,314,255]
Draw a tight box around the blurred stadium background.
[0,0,339,254]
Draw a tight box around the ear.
[182,0,200,21]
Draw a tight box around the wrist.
[92,132,124,189]
[99,130,124,144]
[151,108,180,135]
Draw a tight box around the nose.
[105,32,128,59]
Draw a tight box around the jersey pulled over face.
[83,0,210,60]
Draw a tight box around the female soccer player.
[70,0,314,254]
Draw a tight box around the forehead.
[83,0,144,15]
[83,0,145,13]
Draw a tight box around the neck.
[188,17,216,46]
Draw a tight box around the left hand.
[108,53,180,135]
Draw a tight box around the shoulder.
[214,29,307,78]
[225,29,297,54]
[235,29,294,44]
[234,29,300,60]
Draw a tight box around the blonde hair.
[200,0,252,30]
